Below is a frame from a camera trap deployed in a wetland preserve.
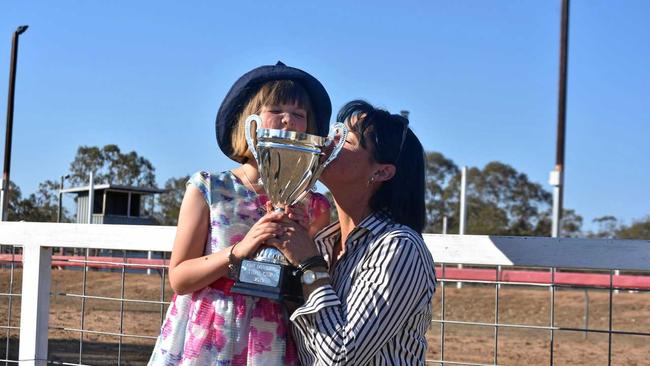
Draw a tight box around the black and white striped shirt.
[290,212,437,365]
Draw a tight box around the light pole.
[58,174,70,222]
[1,25,29,221]
[550,0,570,237]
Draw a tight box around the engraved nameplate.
[239,259,282,287]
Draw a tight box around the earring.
[367,175,376,186]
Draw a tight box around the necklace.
[240,167,262,193]
[238,167,267,216]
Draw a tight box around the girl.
[149,62,332,365]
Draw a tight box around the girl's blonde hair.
[230,80,316,162]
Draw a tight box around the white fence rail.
[1,222,650,365]
[425,234,650,270]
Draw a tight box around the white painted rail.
[1,222,650,365]
[424,233,650,271]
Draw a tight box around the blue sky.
[1,1,649,231]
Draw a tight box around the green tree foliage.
[468,162,552,235]
[68,144,156,186]
[12,142,645,240]
[424,151,582,236]
[589,215,650,240]
[7,180,70,222]
[590,215,620,239]
[424,152,459,233]
[5,180,22,221]
[616,217,650,240]
[534,209,584,238]
[156,175,190,226]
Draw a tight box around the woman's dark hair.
[337,100,426,233]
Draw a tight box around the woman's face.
[320,116,377,189]
[259,103,308,133]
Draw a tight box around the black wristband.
[297,255,328,273]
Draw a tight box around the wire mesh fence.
[46,249,171,365]
[1,245,21,366]
[1,223,650,365]
[0,245,22,365]
[5,256,650,365]
[1,245,173,365]
[427,264,650,365]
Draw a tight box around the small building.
[61,184,164,225]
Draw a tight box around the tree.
[533,209,584,238]
[465,197,510,235]
[5,180,22,221]
[559,209,584,237]
[422,153,582,237]
[616,217,650,240]
[440,162,556,236]
[590,215,620,239]
[586,215,650,240]
[471,162,552,235]
[156,175,190,226]
[8,180,70,222]
[424,152,459,233]
[68,144,156,186]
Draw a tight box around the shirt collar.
[355,210,391,237]
[315,211,391,249]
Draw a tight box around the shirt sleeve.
[290,230,436,365]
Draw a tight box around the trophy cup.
[230,114,347,302]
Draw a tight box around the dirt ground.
[1,269,649,365]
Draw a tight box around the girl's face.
[259,103,308,133]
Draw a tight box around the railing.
[425,235,650,365]
[1,222,649,365]
[1,222,176,366]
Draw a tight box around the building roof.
[60,184,165,195]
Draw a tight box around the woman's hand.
[232,211,285,261]
[266,201,310,230]
[285,202,309,229]
[267,217,320,266]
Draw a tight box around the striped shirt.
[290,212,437,365]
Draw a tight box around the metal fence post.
[18,244,51,366]
[457,167,467,289]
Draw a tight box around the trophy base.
[231,259,304,303]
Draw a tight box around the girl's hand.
[233,211,285,260]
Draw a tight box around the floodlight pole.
[1,25,29,221]
[550,0,570,237]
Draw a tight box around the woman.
[269,100,437,365]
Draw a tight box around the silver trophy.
[231,114,347,301]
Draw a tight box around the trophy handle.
[308,123,348,185]
[245,115,261,163]
[321,122,348,169]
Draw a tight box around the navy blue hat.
[216,61,332,162]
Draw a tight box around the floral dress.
[149,171,330,366]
